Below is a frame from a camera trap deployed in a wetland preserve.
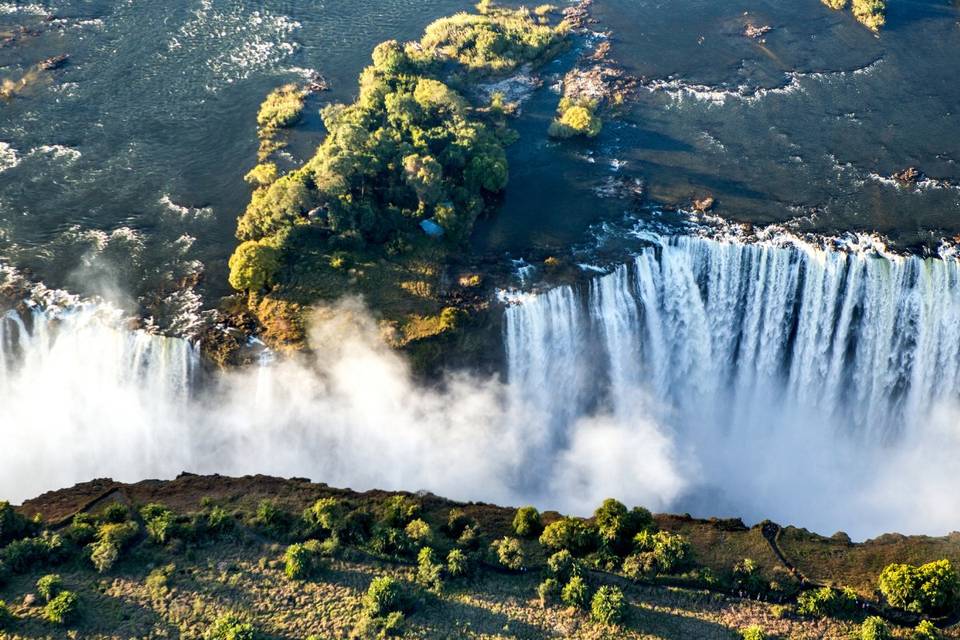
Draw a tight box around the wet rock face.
[892,166,922,184]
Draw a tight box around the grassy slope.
[3,474,959,639]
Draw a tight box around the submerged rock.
[744,24,773,39]
[38,54,69,71]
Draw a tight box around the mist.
[2,293,960,541]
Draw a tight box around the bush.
[590,586,627,625]
[547,549,579,581]
[797,587,858,619]
[861,616,892,640]
[141,504,176,545]
[538,577,560,606]
[65,514,97,545]
[99,503,129,524]
[0,501,33,546]
[0,600,14,628]
[363,576,407,618]
[205,613,256,640]
[878,560,960,616]
[512,506,542,538]
[622,552,659,581]
[594,499,653,553]
[284,541,325,580]
[562,575,590,609]
[445,509,473,538]
[539,517,597,556]
[405,518,432,545]
[2,532,64,573]
[549,98,602,139]
[302,498,346,537]
[733,558,768,595]
[446,549,470,577]
[43,591,79,625]
[634,530,691,574]
[36,574,63,602]
[257,84,305,131]
[146,564,175,600]
[380,496,421,528]
[740,625,766,640]
[852,0,885,30]
[369,527,414,558]
[457,524,482,550]
[914,620,941,640]
[90,521,139,573]
[416,547,444,592]
[492,536,524,571]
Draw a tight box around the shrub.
[2,532,64,573]
[590,586,627,625]
[257,83,305,130]
[36,574,63,602]
[446,549,470,577]
[594,499,653,553]
[99,503,129,524]
[634,530,691,574]
[43,590,79,625]
[0,600,14,628]
[539,517,597,556]
[457,524,482,550]
[141,504,176,545]
[538,577,560,606]
[492,536,524,571]
[146,564,175,600]
[405,519,432,545]
[205,613,256,640]
[733,558,768,595]
[821,0,848,8]
[369,527,414,557]
[914,620,941,640]
[549,98,602,139]
[562,575,589,609]
[363,576,407,618]
[512,506,542,538]
[0,501,33,546]
[339,510,375,545]
[65,514,97,545]
[284,541,325,580]
[302,498,346,537]
[445,509,473,538]
[878,560,960,616]
[861,616,892,640]
[416,547,444,592]
[244,162,279,187]
[797,587,858,618]
[741,625,766,640]
[622,552,658,581]
[547,549,579,580]
[380,496,421,528]
[90,521,139,573]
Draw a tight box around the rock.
[22,593,36,607]
[304,72,329,93]
[694,196,715,212]
[744,24,772,39]
[38,53,69,71]
[892,166,922,184]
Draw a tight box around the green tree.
[512,506,542,538]
[861,616,892,640]
[539,517,597,556]
[913,620,941,640]
[205,613,256,640]
[492,536,524,571]
[561,574,589,608]
[36,574,63,603]
[43,591,79,625]
[228,240,280,292]
[363,576,407,617]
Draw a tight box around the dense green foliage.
[539,517,597,556]
[740,625,766,640]
[860,616,892,640]
[878,559,960,615]
[1,532,63,573]
[512,506,542,538]
[284,540,326,580]
[0,599,14,628]
[594,499,653,554]
[913,620,941,640]
[43,590,79,625]
[561,574,590,609]
[416,547,444,592]
[36,573,63,602]
[549,97,602,139]
[363,576,408,618]
[446,548,470,577]
[796,587,858,618]
[230,5,569,313]
[0,501,34,547]
[633,530,692,574]
[538,577,560,606]
[492,536,524,571]
[590,586,627,625]
[205,613,257,640]
[821,0,886,30]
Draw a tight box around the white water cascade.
[505,235,960,535]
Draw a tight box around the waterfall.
[0,299,200,496]
[505,235,960,532]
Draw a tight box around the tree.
[372,40,410,76]
[878,560,960,616]
[228,240,280,292]
[852,0,885,30]
[539,517,597,556]
[402,154,446,206]
[492,536,524,571]
[913,620,941,640]
[594,499,652,554]
[512,506,542,538]
[43,591,79,625]
[861,616,892,640]
[561,575,589,608]
[549,99,602,139]
[363,576,407,617]
[633,530,691,574]
[204,613,256,640]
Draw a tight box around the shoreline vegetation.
[228,2,579,357]
[2,474,960,639]
[821,0,887,31]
